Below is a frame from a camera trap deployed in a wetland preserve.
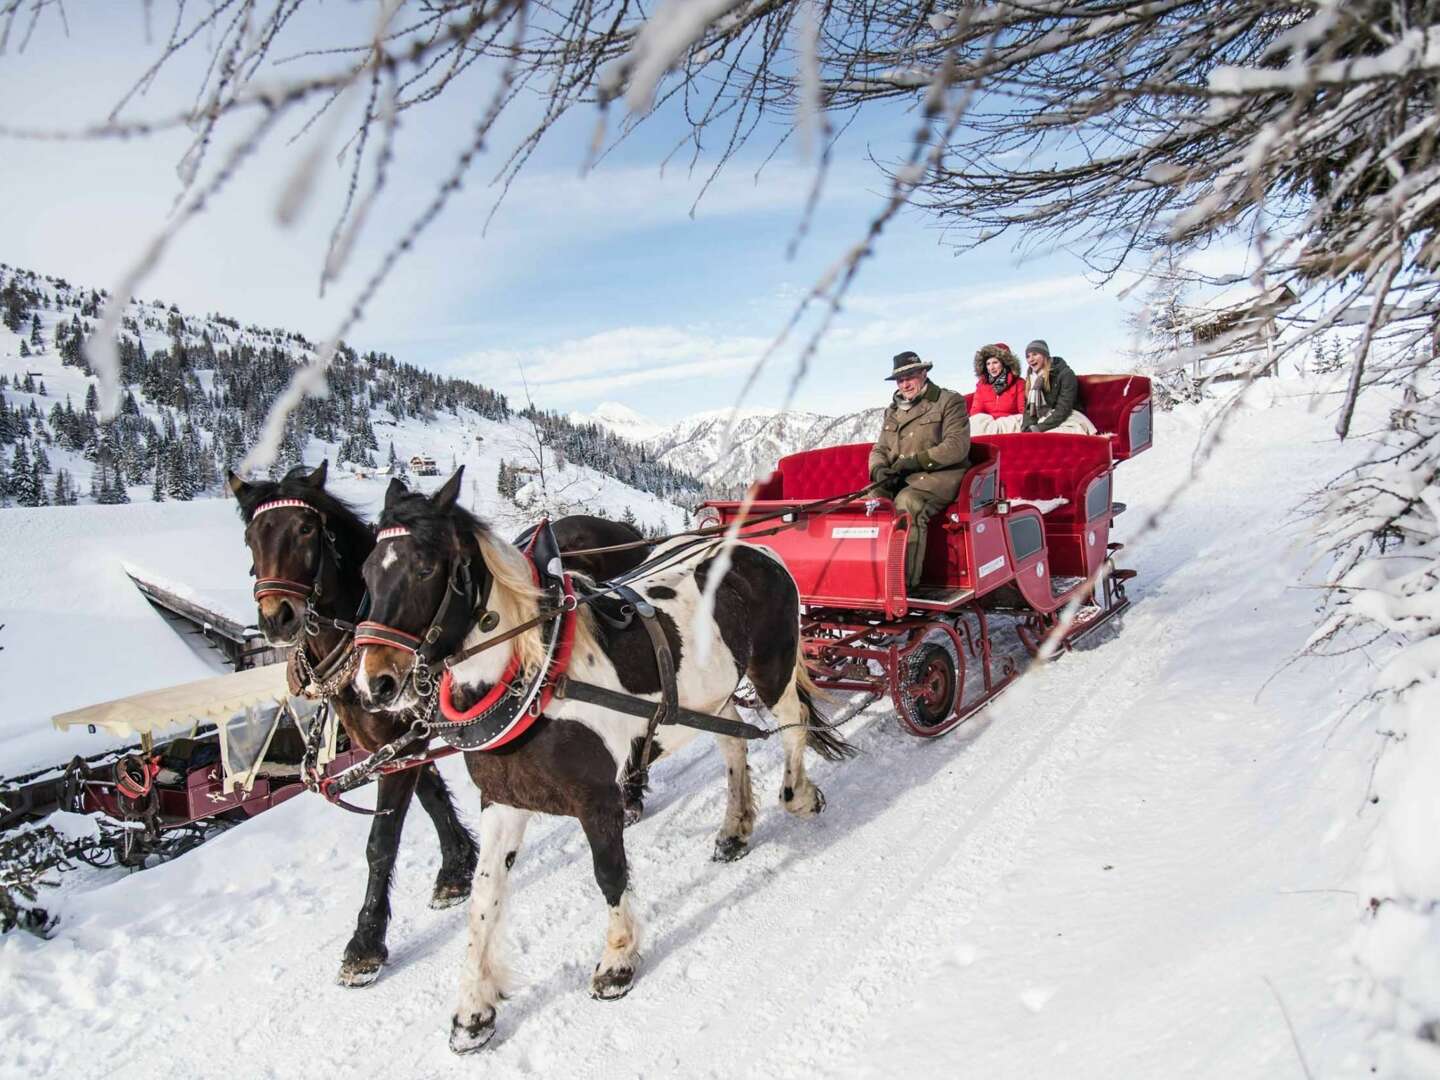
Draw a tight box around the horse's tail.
[793,655,858,762]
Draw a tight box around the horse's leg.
[414,764,478,909]
[621,737,646,827]
[340,767,422,987]
[580,795,640,1000]
[774,671,827,817]
[451,801,530,1055]
[712,723,757,862]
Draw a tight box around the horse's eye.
[418,564,436,580]
[298,523,315,536]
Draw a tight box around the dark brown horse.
[228,464,652,987]
[353,470,853,1053]
[229,462,478,987]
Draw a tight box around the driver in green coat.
[867,351,972,590]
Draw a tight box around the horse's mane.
[233,467,375,570]
[379,494,595,675]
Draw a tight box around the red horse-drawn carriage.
[702,374,1152,736]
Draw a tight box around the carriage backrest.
[973,433,1113,523]
[774,444,873,500]
[965,374,1152,460]
[767,441,999,506]
[1076,375,1152,459]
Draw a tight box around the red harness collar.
[435,573,579,749]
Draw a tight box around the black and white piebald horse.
[352,469,853,1053]
[229,462,651,988]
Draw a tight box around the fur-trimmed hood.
[974,343,1021,379]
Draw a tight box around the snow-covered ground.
[0,382,1395,1077]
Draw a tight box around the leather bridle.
[247,498,355,636]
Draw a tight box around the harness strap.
[354,622,423,651]
[552,678,770,741]
[254,577,314,601]
[253,498,319,518]
[615,586,676,792]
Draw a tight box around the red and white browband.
[377,526,411,542]
[253,498,316,518]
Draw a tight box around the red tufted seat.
[973,434,1110,524]
[1077,375,1151,459]
[775,443,874,500]
[965,375,1152,460]
[762,442,999,505]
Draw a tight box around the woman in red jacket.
[969,343,1025,433]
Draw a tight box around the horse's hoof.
[449,1009,496,1054]
[712,836,751,863]
[591,964,636,1000]
[783,784,825,817]
[429,879,471,910]
[623,799,644,828]
[338,957,384,988]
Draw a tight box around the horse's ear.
[304,460,328,489]
[432,466,465,512]
[384,476,408,509]
[226,470,251,499]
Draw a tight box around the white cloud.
[449,325,770,402]
[442,269,1117,413]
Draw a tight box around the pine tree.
[10,442,40,507]
[151,462,166,503]
[29,314,42,352]
[19,339,30,358]
[166,441,195,500]
[52,469,78,506]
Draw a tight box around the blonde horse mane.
[471,527,597,673]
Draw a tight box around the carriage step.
[906,586,975,610]
[1110,501,1127,516]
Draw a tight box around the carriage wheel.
[898,643,959,737]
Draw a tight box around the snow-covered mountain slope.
[0,263,697,520]
[576,401,886,492]
[568,401,667,444]
[0,383,1392,1077]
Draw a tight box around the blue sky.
[0,6,1241,423]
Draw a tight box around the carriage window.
[1007,515,1044,562]
[1129,402,1153,450]
[970,470,996,511]
[1085,474,1112,521]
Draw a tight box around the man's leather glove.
[1021,417,1038,433]
[870,462,899,486]
[894,455,921,475]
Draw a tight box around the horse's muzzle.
[355,648,412,713]
[259,597,303,646]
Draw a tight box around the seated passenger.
[1021,339,1097,434]
[867,350,971,590]
[968,343,1025,435]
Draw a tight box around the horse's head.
[355,468,483,712]
[228,460,341,646]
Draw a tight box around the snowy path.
[0,390,1382,1078]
